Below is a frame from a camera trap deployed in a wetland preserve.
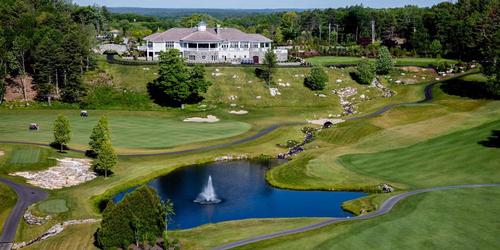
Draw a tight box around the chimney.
[216,24,221,34]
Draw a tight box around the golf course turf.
[0,61,499,250]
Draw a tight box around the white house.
[143,22,287,64]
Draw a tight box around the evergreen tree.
[354,59,376,85]
[429,39,443,58]
[304,66,328,90]
[88,116,110,157]
[96,186,174,249]
[53,114,71,152]
[375,46,393,75]
[92,138,117,178]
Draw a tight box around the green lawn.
[0,110,251,151]
[0,145,59,174]
[306,56,457,67]
[0,182,17,234]
[340,119,500,188]
[236,186,500,250]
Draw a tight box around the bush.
[304,66,328,90]
[436,60,450,72]
[353,59,376,85]
[83,85,152,110]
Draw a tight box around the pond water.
[113,160,366,229]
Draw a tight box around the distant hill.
[108,7,303,19]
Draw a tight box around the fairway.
[340,119,500,188]
[0,111,251,150]
[238,187,500,250]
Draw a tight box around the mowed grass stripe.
[0,111,251,149]
[340,119,500,188]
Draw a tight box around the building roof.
[144,26,272,43]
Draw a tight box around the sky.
[73,0,453,9]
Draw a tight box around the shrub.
[375,46,393,75]
[354,59,376,85]
[436,60,450,72]
[304,66,328,90]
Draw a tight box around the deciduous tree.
[53,114,71,152]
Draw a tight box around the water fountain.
[194,175,221,204]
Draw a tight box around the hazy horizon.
[74,0,454,9]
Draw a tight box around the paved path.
[0,178,47,250]
[212,183,500,250]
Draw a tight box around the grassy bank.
[236,186,500,249]
[306,56,458,67]
[0,182,17,234]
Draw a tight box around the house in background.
[143,22,287,64]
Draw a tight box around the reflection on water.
[113,160,366,229]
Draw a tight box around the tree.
[92,138,117,178]
[354,59,376,85]
[274,27,284,44]
[88,116,110,157]
[430,39,443,58]
[375,46,393,75]
[304,66,328,90]
[96,186,174,249]
[53,114,71,152]
[262,50,277,86]
[147,49,210,107]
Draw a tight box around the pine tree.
[53,114,71,152]
[375,46,393,75]
[304,66,328,90]
[88,116,110,157]
[92,138,117,178]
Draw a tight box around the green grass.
[0,145,59,174]
[0,110,251,151]
[318,120,382,145]
[340,119,500,188]
[237,186,500,250]
[37,199,69,214]
[0,182,17,234]
[306,56,458,67]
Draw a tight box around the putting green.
[38,199,69,214]
[0,111,251,149]
[9,149,41,164]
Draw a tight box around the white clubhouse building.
[143,22,286,64]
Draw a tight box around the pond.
[113,160,366,229]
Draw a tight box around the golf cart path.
[0,72,474,248]
[0,71,473,158]
[212,183,500,250]
[0,178,47,250]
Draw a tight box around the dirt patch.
[399,66,435,73]
[10,158,96,189]
[183,115,219,123]
[0,150,4,157]
[4,75,37,101]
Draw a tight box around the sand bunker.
[307,118,345,126]
[229,110,248,115]
[183,115,220,123]
[10,158,96,190]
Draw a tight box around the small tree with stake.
[53,114,71,152]
[92,138,117,178]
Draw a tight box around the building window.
[189,55,196,60]
[188,43,197,49]
[230,42,239,48]
[155,52,160,55]
[148,41,153,48]
[241,42,249,48]
[199,43,209,49]
[202,56,206,60]
[210,43,217,49]
[251,42,259,48]
[165,42,174,48]
[211,55,218,61]
[222,43,229,49]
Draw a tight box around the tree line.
[0,0,109,103]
